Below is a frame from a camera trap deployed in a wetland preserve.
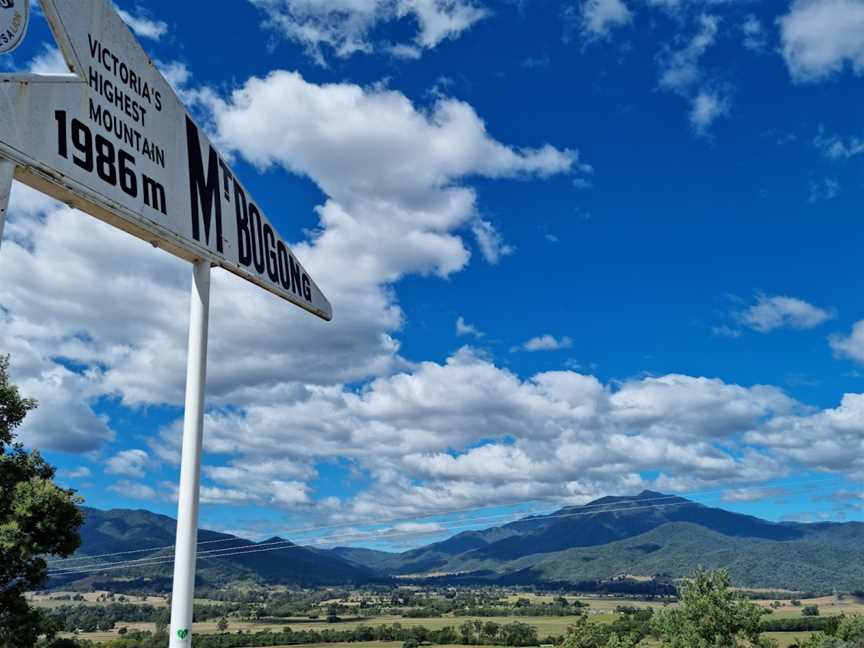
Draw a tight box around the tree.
[217,615,230,633]
[498,621,538,647]
[44,641,82,648]
[154,609,170,635]
[561,616,638,648]
[802,606,820,617]
[794,615,864,648]
[0,355,85,648]
[96,618,114,632]
[483,621,501,640]
[652,569,776,648]
[561,617,613,648]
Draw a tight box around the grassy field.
[27,590,168,608]
[60,611,829,645]
[56,593,864,645]
[254,644,475,648]
[765,633,817,648]
[82,614,594,638]
[754,595,864,618]
[61,636,818,648]
[277,632,808,648]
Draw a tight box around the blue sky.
[2,0,864,551]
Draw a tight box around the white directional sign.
[0,0,332,320]
[0,4,333,646]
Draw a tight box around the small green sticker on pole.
[177,628,189,640]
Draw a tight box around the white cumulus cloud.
[59,466,92,479]
[738,294,834,333]
[146,348,803,521]
[658,14,719,94]
[251,0,488,64]
[656,14,730,133]
[722,487,785,503]
[515,335,574,352]
[582,0,632,38]
[690,90,729,133]
[105,449,150,478]
[115,6,168,41]
[108,480,157,501]
[815,128,864,159]
[830,320,864,364]
[28,45,70,75]
[456,316,484,338]
[779,0,864,82]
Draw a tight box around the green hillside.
[49,493,864,593]
[329,492,864,592]
[50,508,381,590]
[504,522,864,591]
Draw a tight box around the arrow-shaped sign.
[0,4,333,648]
[0,0,332,320]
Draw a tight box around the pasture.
[55,591,864,645]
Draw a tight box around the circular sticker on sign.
[0,0,30,55]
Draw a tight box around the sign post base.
[168,259,211,648]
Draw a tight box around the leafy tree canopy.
[652,569,776,648]
[560,614,643,648]
[0,355,85,648]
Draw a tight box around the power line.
[46,476,847,578]
[50,500,548,565]
[47,474,843,568]
[46,476,846,575]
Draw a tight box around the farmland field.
[754,595,864,618]
[63,614,593,641]
[60,597,862,644]
[48,583,864,647]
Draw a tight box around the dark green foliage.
[42,640,85,648]
[46,603,168,632]
[803,606,821,617]
[560,616,641,648]
[453,601,584,617]
[761,616,841,633]
[789,615,864,647]
[0,355,85,648]
[0,354,36,444]
[457,619,538,646]
[609,607,653,643]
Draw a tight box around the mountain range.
[49,491,864,593]
[51,507,378,590]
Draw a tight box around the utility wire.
[46,476,847,578]
[50,501,548,565]
[47,474,843,568]
[47,476,846,575]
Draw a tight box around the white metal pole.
[169,259,211,648]
[0,159,14,252]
